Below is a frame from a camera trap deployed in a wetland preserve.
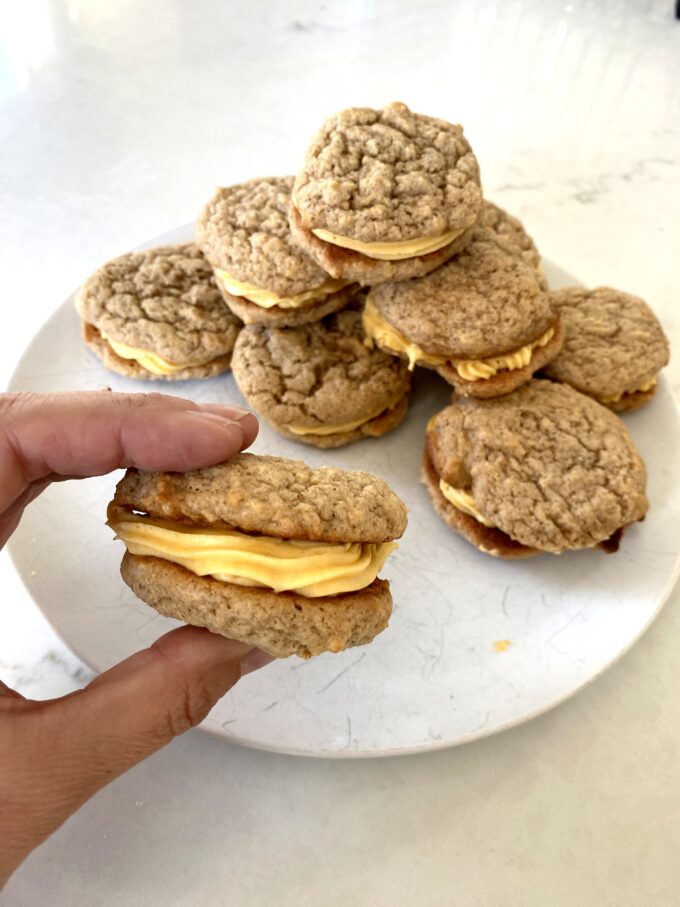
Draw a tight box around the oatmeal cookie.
[541,286,669,412]
[231,309,411,448]
[290,102,483,284]
[76,243,240,380]
[483,200,542,273]
[364,227,563,397]
[196,176,357,325]
[108,453,408,658]
[423,380,648,556]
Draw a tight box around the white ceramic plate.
[8,225,680,757]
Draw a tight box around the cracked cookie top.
[112,452,408,544]
[196,176,331,297]
[369,227,554,357]
[542,286,669,398]
[231,309,410,430]
[76,243,241,361]
[427,380,648,552]
[483,200,541,271]
[292,102,482,242]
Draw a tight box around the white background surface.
[1,0,679,902]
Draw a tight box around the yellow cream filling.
[455,329,555,380]
[439,480,495,528]
[215,269,348,310]
[287,390,405,437]
[109,515,396,598]
[363,299,554,380]
[311,227,463,261]
[363,299,448,370]
[598,378,657,404]
[101,332,213,376]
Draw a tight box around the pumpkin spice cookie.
[363,227,563,397]
[483,200,542,273]
[423,380,648,558]
[231,309,411,448]
[196,176,357,326]
[107,453,408,659]
[290,102,483,285]
[76,243,241,380]
[541,286,670,412]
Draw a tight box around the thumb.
[16,627,271,840]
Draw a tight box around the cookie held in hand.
[108,453,408,658]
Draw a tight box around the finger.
[0,391,259,515]
[0,627,272,882]
[44,627,272,796]
[0,679,26,701]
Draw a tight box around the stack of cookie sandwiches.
[286,102,564,402]
[72,100,670,644]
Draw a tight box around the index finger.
[0,391,259,516]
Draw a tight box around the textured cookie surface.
[76,243,241,363]
[542,286,669,404]
[483,200,542,272]
[196,176,331,297]
[292,102,482,241]
[369,227,554,358]
[231,309,411,444]
[113,453,408,543]
[121,553,393,659]
[421,449,537,558]
[426,380,648,553]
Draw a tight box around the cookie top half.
[196,176,331,297]
[483,200,541,272]
[368,227,553,359]
[427,380,648,552]
[542,286,669,402]
[292,102,482,242]
[232,309,410,436]
[112,453,408,544]
[76,243,241,363]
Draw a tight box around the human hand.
[0,391,271,887]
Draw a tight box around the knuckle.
[161,675,215,738]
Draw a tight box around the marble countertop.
[1,0,679,903]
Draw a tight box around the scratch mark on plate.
[316,652,366,694]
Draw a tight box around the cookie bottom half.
[120,552,393,659]
[601,386,658,414]
[437,316,565,398]
[266,392,410,449]
[289,204,478,286]
[218,282,359,327]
